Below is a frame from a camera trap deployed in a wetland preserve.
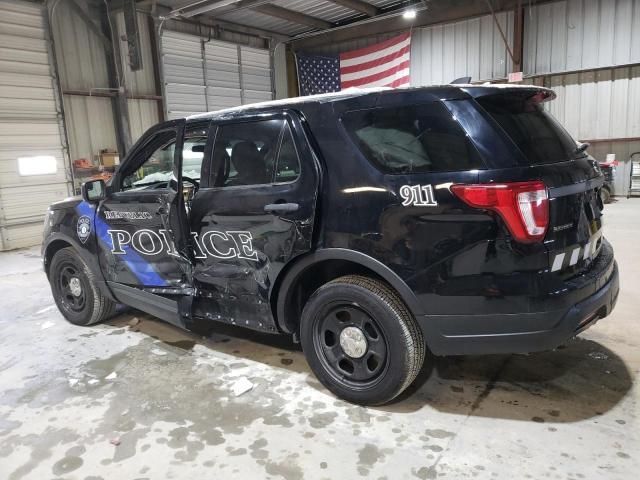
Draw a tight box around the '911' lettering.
[107,229,258,261]
[400,184,438,207]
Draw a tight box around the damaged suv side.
[43,85,619,405]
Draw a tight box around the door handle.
[264,203,299,213]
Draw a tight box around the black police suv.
[42,85,619,405]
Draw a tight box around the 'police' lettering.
[106,228,258,262]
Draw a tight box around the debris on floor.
[231,377,254,396]
[105,372,117,380]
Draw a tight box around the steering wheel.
[182,176,199,189]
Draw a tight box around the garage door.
[161,31,273,119]
[0,0,70,251]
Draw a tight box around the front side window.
[182,127,208,181]
[122,130,177,191]
[121,125,209,191]
[211,118,301,187]
[342,102,484,174]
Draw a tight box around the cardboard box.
[100,151,119,168]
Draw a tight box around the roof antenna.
[451,77,472,84]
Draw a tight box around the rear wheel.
[600,187,611,204]
[300,275,425,405]
[49,247,116,326]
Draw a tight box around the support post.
[99,1,132,156]
[512,0,524,72]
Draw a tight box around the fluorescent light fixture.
[403,8,417,20]
[18,155,57,176]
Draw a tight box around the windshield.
[476,92,581,165]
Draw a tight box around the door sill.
[108,282,185,329]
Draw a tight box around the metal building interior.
[0,0,638,478]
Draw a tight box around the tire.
[300,275,425,405]
[49,247,116,326]
[600,187,611,204]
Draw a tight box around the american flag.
[296,32,411,95]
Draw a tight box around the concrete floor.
[0,200,638,480]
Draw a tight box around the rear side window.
[210,118,301,187]
[476,93,579,165]
[342,102,484,174]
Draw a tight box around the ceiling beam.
[252,4,333,30]
[171,0,241,18]
[180,0,272,18]
[291,0,546,48]
[152,3,290,41]
[326,0,378,17]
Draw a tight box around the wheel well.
[43,239,72,276]
[273,259,391,335]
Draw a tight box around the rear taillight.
[450,181,549,243]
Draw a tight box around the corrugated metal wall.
[524,0,640,75]
[541,66,640,141]
[52,0,117,166]
[0,0,70,250]
[114,11,160,144]
[53,6,160,162]
[301,12,514,86]
[411,11,514,85]
[529,65,640,196]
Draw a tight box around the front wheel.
[300,275,425,405]
[49,247,116,326]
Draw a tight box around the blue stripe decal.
[76,201,168,287]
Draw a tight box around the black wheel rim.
[314,303,388,386]
[57,262,86,313]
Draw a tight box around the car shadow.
[385,337,633,422]
[105,311,632,423]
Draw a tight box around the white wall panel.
[274,43,288,99]
[411,11,514,86]
[128,99,159,145]
[524,0,640,75]
[0,0,70,250]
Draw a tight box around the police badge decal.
[77,216,92,244]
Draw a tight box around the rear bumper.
[418,257,619,356]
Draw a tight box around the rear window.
[342,102,484,174]
[476,92,579,165]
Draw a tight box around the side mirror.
[81,179,106,204]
